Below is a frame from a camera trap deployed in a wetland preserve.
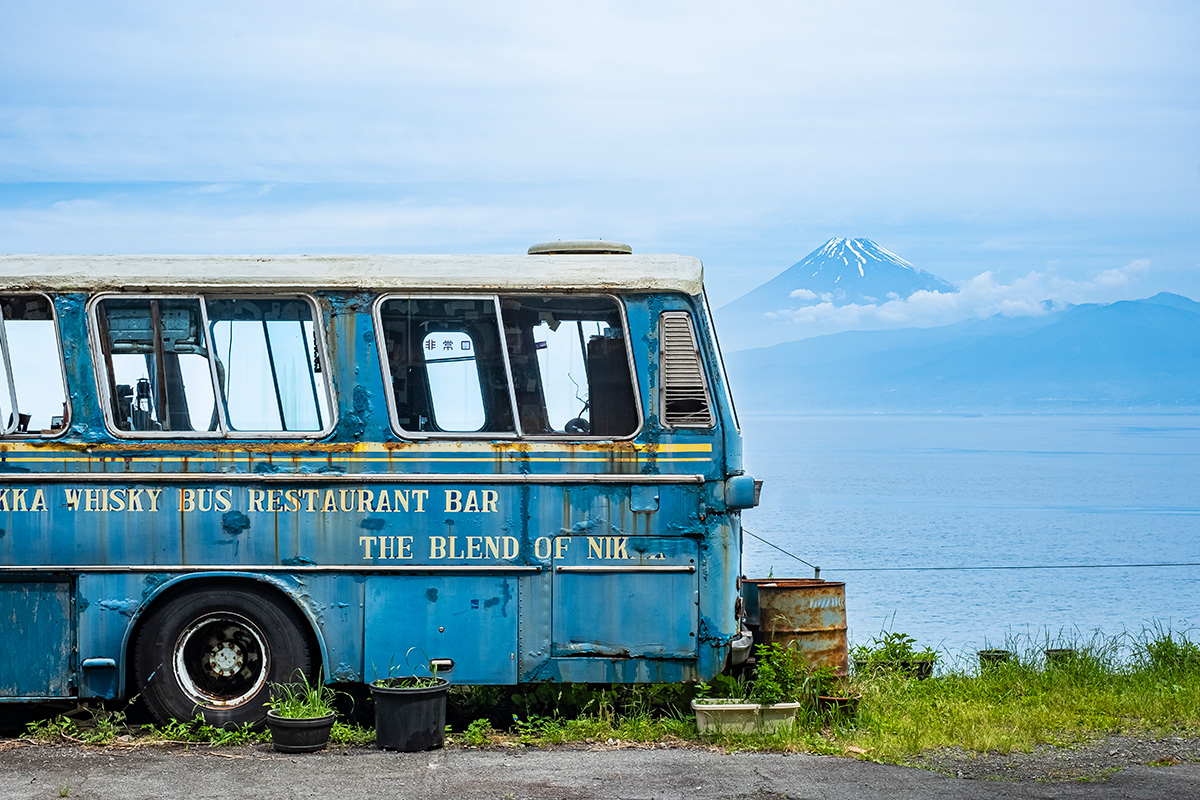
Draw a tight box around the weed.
[464,718,494,746]
[266,671,337,718]
[329,722,375,746]
[146,715,265,745]
[23,707,128,745]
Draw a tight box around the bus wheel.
[134,586,314,727]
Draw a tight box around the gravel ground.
[910,733,1200,782]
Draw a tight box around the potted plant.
[851,632,937,679]
[692,643,804,735]
[1044,647,1077,666]
[370,653,449,752]
[811,666,862,721]
[977,648,1013,669]
[264,672,337,753]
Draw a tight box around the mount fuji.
[717,238,956,349]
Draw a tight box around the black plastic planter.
[854,658,934,679]
[266,711,336,753]
[371,678,449,751]
[1044,648,1077,666]
[978,649,1013,669]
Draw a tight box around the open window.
[95,295,330,437]
[378,297,515,435]
[206,298,329,433]
[501,296,638,437]
[0,295,69,436]
[377,294,639,439]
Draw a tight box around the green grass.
[835,629,1200,761]
[15,626,1200,765]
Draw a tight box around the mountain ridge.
[725,293,1200,412]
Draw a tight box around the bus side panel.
[550,536,698,658]
[77,573,141,699]
[0,579,72,698]
[364,576,518,684]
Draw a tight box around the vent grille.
[660,312,714,427]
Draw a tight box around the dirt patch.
[910,734,1200,782]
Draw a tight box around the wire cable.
[743,529,1200,573]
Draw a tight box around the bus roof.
[0,254,704,295]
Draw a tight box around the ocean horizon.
[739,413,1200,661]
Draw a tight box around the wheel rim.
[173,611,270,708]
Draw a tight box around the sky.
[2,1,1198,322]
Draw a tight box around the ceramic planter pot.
[691,699,800,735]
[266,710,336,753]
[371,678,449,751]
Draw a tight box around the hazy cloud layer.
[766,259,1161,337]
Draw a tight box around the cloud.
[1093,258,1151,288]
[773,260,1156,334]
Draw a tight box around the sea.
[739,414,1200,662]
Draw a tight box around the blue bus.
[0,240,757,725]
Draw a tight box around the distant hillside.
[718,238,955,349]
[726,293,1200,413]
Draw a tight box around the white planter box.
[691,699,801,735]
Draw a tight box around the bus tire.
[134,585,314,727]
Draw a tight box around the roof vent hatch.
[527,240,632,255]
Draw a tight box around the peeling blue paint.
[98,598,139,617]
[359,517,385,531]
[221,511,251,536]
[282,556,317,567]
[140,573,172,602]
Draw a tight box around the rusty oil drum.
[743,579,849,676]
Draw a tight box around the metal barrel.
[743,578,849,676]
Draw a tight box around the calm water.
[739,414,1200,659]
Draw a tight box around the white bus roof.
[0,253,704,295]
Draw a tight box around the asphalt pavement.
[1,744,1198,800]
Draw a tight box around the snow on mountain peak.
[810,238,916,277]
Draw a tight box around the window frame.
[373,292,643,441]
[0,292,72,439]
[88,292,336,440]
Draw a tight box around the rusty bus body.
[0,242,757,725]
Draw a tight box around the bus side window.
[206,298,329,433]
[0,295,68,436]
[501,296,638,438]
[97,298,216,433]
[378,297,516,435]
